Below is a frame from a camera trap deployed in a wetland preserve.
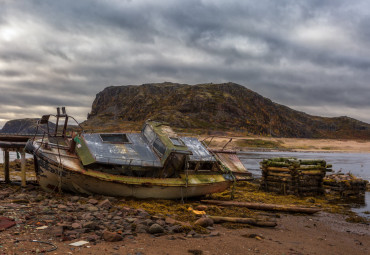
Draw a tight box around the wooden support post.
[4,149,10,183]
[21,150,26,187]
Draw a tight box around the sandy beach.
[203,135,370,153]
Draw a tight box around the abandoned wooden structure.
[0,134,36,187]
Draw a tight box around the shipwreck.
[25,108,249,199]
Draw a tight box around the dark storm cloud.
[0,0,370,126]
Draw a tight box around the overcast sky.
[0,0,369,126]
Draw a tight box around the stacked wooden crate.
[323,173,368,198]
[260,158,331,196]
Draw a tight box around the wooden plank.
[201,200,321,214]
[208,216,277,227]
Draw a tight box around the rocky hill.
[85,82,370,139]
[1,118,56,134]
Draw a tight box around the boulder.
[194,217,214,227]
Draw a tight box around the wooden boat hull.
[34,154,232,199]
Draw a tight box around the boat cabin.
[74,121,220,178]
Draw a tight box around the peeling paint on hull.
[35,155,231,199]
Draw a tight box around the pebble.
[102,230,123,242]
[0,185,212,245]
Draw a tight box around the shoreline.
[205,136,370,154]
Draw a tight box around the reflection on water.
[238,151,370,218]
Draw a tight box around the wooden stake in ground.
[4,150,9,183]
[209,216,277,227]
[21,150,26,187]
[201,200,321,214]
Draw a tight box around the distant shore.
[205,136,370,153]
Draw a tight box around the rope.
[13,239,58,253]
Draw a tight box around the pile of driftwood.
[260,158,332,196]
[323,173,368,197]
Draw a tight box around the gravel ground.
[0,184,369,255]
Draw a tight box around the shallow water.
[238,151,370,218]
[0,149,33,162]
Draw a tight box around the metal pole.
[21,150,26,187]
[4,149,10,183]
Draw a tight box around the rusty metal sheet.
[215,152,250,176]
[0,216,16,231]
[180,137,216,162]
[81,133,161,167]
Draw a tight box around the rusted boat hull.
[34,154,231,199]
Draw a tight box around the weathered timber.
[264,167,291,172]
[21,150,26,187]
[297,170,325,175]
[4,150,10,183]
[201,200,321,214]
[298,165,327,170]
[208,216,277,227]
[266,172,292,178]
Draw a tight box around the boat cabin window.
[100,134,130,143]
[153,138,166,156]
[170,137,184,146]
[143,125,156,143]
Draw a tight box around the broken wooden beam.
[209,215,277,227]
[201,200,321,214]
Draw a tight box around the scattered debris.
[188,249,203,255]
[188,207,206,215]
[69,240,89,247]
[324,173,368,197]
[209,216,276,227]
[0,216,16,231]
[241,233,265,240]
[35,226,48,230]
[201,200,321,214]
[13,240,58,253]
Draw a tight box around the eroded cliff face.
[85,82,370,139]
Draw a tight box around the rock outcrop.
[85,82,370,139]
[1,118,56,134]
[1,118,41,134]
